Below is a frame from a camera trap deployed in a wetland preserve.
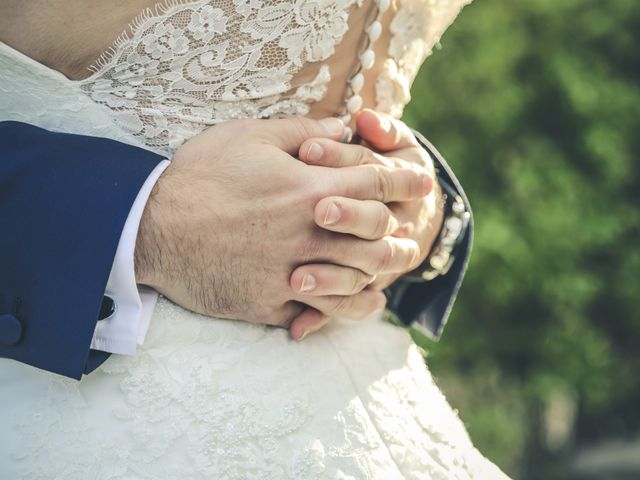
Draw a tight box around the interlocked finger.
[299,137,431,173]
[314,196,401,240]
[299,138,395,168]
[262,117,346,154]
[289,307,331,340]
[319,235,422,276]
[290,263,375,296]
[301,290,387,320]
[333,164,432,202]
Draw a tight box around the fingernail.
[323,202,341,226]
[300,274,317,293]
[321,117,344,136]
[307,142,324,162]
[299,322,322,340]
[340,126,353,143]
[299,328,315,340]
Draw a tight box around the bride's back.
[0,0,469,155]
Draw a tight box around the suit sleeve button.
[0,313,22,346]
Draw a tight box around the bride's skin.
[0,1,161,81]
[0,1,444,337]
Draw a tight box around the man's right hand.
[134,117,432,328]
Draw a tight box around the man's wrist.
[133,161,171,288]
[134,185,161,287]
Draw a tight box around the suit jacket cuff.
[0,122,164,379]
[384,129,473,339]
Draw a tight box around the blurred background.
[402,0,640,478]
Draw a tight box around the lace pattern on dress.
[9,299,508,479]
[78,0,359,155]
[375,0,473,118]
[10,301,407,479]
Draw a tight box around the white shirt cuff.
[91,160,171,354]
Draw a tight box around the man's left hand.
[289,109,445,338]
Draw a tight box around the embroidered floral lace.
[47,0,470,156]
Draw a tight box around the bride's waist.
[0,296,414,390]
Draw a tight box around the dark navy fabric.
[385,130,473,339]
[0,122,163,379]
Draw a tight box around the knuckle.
[353,147,365,166]
[373,167,390,201]
[350,269,365,293]
[356,146,374,166]
[373,205,390,238]
[372,240,395,273]
[332,295,353,315]
[289,117,315,140]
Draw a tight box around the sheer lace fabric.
[77,0,360,153]
[0,0,509,478]
[29,0,471,155]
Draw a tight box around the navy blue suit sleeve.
[0,122,164,379]
[384,130,473,339]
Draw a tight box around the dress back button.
[0,313,22,346]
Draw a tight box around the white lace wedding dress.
[0,1,509,478]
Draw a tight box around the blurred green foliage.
[403,0,640,477]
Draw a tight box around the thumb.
[261,117,346,155]
[355,109,417,152]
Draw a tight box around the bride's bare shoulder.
[0,0,158,80]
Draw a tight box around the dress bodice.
[1,0,470,155]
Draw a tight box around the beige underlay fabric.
[0,1,511,478]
